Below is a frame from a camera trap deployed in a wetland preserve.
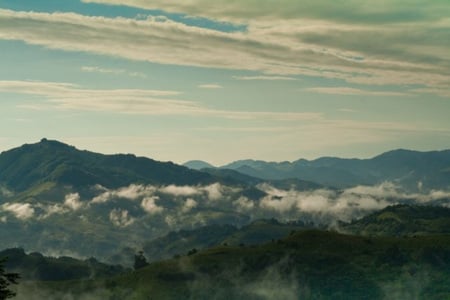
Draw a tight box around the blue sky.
[1,0,449,165]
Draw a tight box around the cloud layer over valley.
[2,182,449,227]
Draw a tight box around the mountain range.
[185,149,450,191]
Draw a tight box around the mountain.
[183,160,215,170]
[0,139,251,262]
[0,138,215,193]
[221,149,450,191]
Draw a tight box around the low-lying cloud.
[141,196,164,214]
[109,208,135,227]
[1,182,449,230]
[1,203,35,220]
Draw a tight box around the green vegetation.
[16,230,450,299]
[0,248,125,282]
[343,205,450,236]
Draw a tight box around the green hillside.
[342,205,450,237]
[15,230,450,299]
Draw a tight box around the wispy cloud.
[81,66,147,78]
[1,8,448,96]
[1,80,321,121]
[338,108,357,113]
[306,87,411,97]
[80,0,450,24]
[198,83,223,89]
[233,75,296,81]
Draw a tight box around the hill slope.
[16,230,450,300]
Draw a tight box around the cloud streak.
[0,8,448,96]
[306,87,411,97]
[81,66,147,78]
[0,80,321,121]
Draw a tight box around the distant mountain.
[221,149,450,191]
[342,204,450,237]
[183,160,215,170]
[199,168,263,186]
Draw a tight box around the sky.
[0,0,449,165]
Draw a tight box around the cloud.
[141,196,164,214]
[39,204,67,219]
[306,87,411,97]
[198,84,223,89]
[233,75,296,81]
[1,8,449,96]
[257,184,396,222]
[2,203,35,220]
[64,193,84,210]
[1,80,320,121]
[182,198,198,213]
[338,108,357,113]
[80,0,450,24]
[202,183,223,201]
[109,208,135,227]
[81,66,147,78]
[160,185,201,197]
[233,196,255,212]
[92,184,156,203]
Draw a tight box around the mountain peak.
[0,139,215,192]
[37,138,74,149]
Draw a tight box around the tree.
[133,251,149,270]
[0,258,19,300]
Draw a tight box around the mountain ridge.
[0,138,216,193]
[219,149,450,190]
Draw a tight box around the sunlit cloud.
[198,84,223,89]
[141,196,164,214]
[1,8,448,96]
[81,66,147,78]
[1,203,35,220]
[64,193,84,211]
